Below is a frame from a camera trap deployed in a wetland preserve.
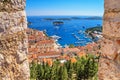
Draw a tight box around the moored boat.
[51,35,61,41]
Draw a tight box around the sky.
[26,0,104,16]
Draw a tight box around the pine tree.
[68,61,74,80]
[30,62,37,79]
[30,55,98,80]
[58,66,68,80]
[43,63,51,80]
[49,62,59,80]
[36,64,44,80]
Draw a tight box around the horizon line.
[27,15,103,17]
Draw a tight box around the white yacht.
[51,35,61,41]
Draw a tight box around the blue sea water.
[27,16,102,47]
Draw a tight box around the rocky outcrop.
[0,0,30,80]
[99,0,120,80]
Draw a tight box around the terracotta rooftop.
[28,35,35,40]
[37,53,60,58]
[63,47,80,53]
[37,39,54,45]
[28,51,61,59]
[28,48,39,52]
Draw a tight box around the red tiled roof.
[63,47,80,53]
[28,48,38,52]
[37,31,44,36]
[37,39,54,45]
[28,52,61,60]
[58,55,70,60]
[28,35,35,40]
[37,52,60,57]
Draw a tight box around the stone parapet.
[99,58,120,80]
[103,0,120,38]
[0,31,29,80]
[99,0,120,80]
[0,0,26,12]
[0,11,27,34]
[105,0,120,12]
[0,0,29,80]
[103,12,120,38]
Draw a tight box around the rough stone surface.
[0,0,30,80]
[100,38,120,60]
[0,0,26,12]
[99,58,120,80]
[0,32,29,80]
[99,0,120,80]
[0,11,27,35]
[104,0,120,12]
[103,12,120,38]
[103,0,120,38]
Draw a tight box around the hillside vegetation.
[85,26,102,34]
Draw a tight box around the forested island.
[85,26,102,33]
[85,26,102,41]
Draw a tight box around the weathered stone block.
[0,27,4,33]
[105,0,120,12]
[0,0,29,80]
[0,31,29,80]
[99,1,120,80]
[100,38,120,60]
[103,1,120,38]
[0,11,27,35]
[99,58,120,80]
[0,0,26,12]
[103,20,120,39]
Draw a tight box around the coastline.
[27,16,102,47]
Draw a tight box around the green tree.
[76,57,86,80]
[65,60,75,80]
[58,66,68,80]
[30,54,98,80]
[69,44,75,48]
[36,64,44,80]
[84,54,98,79]
[43,63,51,80]
[49,62,60,80]
[30,62,38,79]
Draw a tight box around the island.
[71,16,102,20]
[85,26,102,33]
[85,17,103,20]
[43,18,56,21]
[85,26,102,41]
[53,21,64,26]
[57,18,71,20]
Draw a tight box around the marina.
[27,16,102,46]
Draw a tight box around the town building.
[27,28,61,62]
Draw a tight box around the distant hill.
[71,16,102,20]
[85,17,103,20]
[43,18,71,21]
[43,16,103,21]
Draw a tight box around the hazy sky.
[26,0,104,16]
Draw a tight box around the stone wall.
[0,0,30,80]
[0,0,120,80]
[99,0,120,80]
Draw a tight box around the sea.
[27,16,102,47]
